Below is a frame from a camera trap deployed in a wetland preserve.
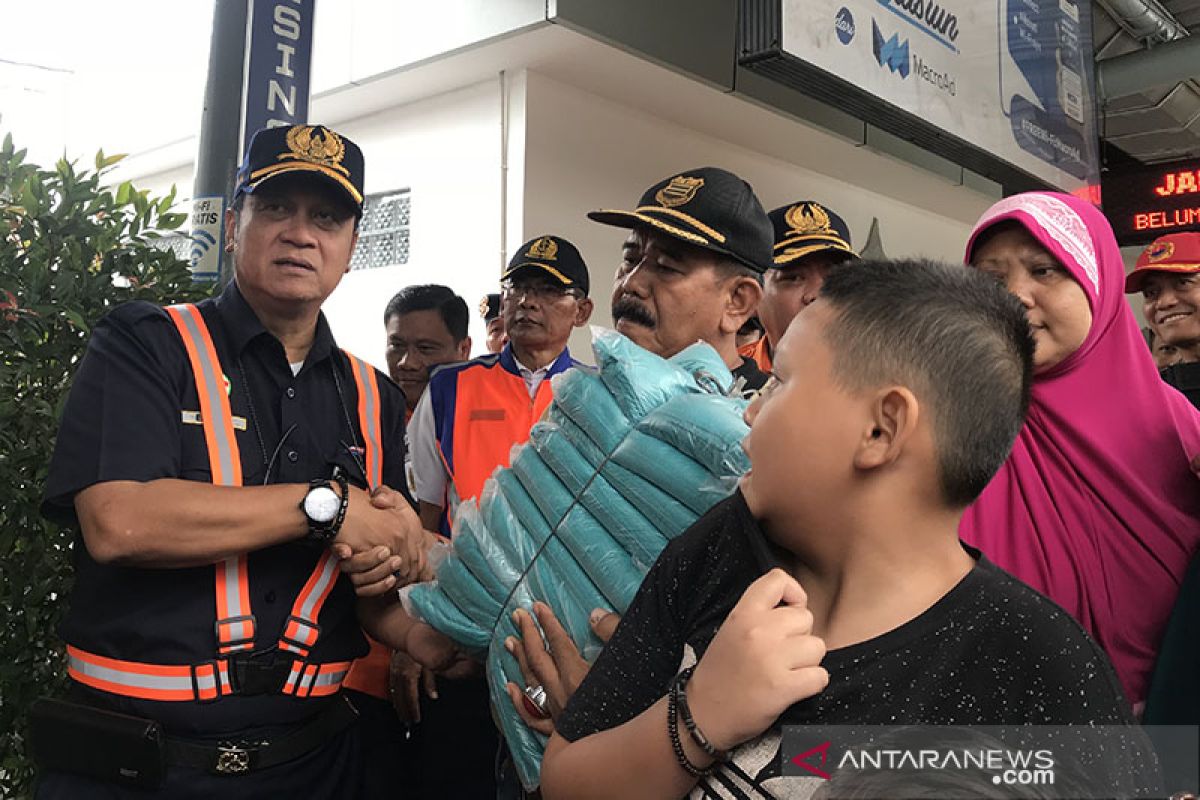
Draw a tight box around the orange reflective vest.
[66,304,383,702]
[428,346,581,526]
[738,336,772,373]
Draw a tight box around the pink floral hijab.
[959,191,1200,707]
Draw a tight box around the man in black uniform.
[37,124,425,798]
[590,166,772,394]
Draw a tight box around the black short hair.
[714,256,764,286]
[819,258,1034,507]
[383,284,469,342]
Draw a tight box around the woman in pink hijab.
[961,191,1200,709]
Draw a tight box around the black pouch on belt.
[29,697,166,789]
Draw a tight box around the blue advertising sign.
[241,0,316,151]
[779,0,1100,192]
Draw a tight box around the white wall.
[320,79,507,369]
[517,70,989,362]
[113,56,1000,375]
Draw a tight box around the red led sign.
[1154,169,1200,197]
[1103,157,1200,247]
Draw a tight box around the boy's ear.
[853,387,919,471]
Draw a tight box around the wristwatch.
[301,471,349,543]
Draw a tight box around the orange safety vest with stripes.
[66,303,385,703]
[427,346,581,528]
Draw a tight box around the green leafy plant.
[0,134,211,797]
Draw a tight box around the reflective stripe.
[79,311,382,702]
[299,664,320,697]
[278,551,339,657]
[67,646,222,702]
[283,660,353,698]
[214,557,254,654]
[307,663,352,697]
[167,305,256,656]
[344,351,382,489]
[283,662,305,695]
[67,646,349,702]
[165,305,241,486]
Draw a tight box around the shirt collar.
[499,342,575,377]
[214,280,336,364]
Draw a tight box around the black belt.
[165,695,359,776]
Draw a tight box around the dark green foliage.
[0,134,211,797]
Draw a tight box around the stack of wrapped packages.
[405,328,752,789]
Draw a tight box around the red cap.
[1125,233,1200,293]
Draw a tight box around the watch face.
[304,486,340,524]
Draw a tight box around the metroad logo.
[876,0,960,53]
[871,19,910,78]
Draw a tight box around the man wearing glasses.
[401,235,591,796]
[408,235,593,536]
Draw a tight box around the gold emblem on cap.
[655,176,705,208]
[785,203,835,236]
[479,296,491,317]
[282,125,347,173]
[1148,241,1176,263]
[526,237,559,261]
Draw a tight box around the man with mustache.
[592,166,772,393]
[502,167,775,736]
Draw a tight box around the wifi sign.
[188,196,224,282]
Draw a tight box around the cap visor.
[774,241,857,266]
[246,162,363,207]
[1125,263,1200,294]
[588,208,717,247]
[500,262,576,286]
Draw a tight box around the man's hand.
[504,602,621,735]
[403,619,478,675]
[389,649,439,724]
[330,485,426,595]
[686,569,828,753]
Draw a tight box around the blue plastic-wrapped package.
[405,329,751,789]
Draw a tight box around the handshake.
[328,484,436,597]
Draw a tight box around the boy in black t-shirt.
[540,259,1155,799]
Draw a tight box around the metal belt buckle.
[215,741,257,775]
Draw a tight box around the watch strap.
[303,470,350,544]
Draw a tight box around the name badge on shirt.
[181,410,247,430]
[470,409,506,421]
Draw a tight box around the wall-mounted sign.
[1103,158,1200,247]
[744,0,1100,193]
[241,0,316,152]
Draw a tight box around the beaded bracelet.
[674,666,730,762]
[667,668,713,777]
